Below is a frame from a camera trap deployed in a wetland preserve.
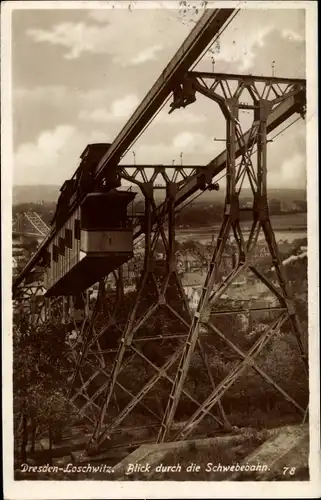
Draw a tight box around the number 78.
[283,467,296,475]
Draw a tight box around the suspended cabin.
[51,142,119,229]
[42,143,135,296]
[43,189,135,296]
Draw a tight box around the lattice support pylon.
[156,73,308,442]
[65,277,125,424]
[13,278,48,330]
[14,74,308,452]
[65,164,223,429]
[83,171,230,452]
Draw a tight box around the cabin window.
[58,237,65,256]
[65,228,73,249]
[52,244,59,263]
[42,250,51,267]
[81,197,129,230]
[74,219,81,240]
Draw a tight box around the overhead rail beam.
[12,8,235,291]
[93,9,235,182]
[189,71,305,85]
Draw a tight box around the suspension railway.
[13,8,308,455]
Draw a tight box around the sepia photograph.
[2,1,320,498]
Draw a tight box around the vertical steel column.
[89,174,228,450]
[68,280,105,398]
[256,101,308,374]
[162,85,308,440]
[167,182,176,274]
[89,185,154,446]
[62,296,69,324]
[157,100,239,442]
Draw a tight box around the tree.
[13,319,72,462]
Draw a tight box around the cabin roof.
[82,190,136,205]
[80,143,112,160]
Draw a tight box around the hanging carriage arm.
[93,9,234,183]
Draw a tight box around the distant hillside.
[12,184,306,206]
[13,185,61,205]
[198,188,307,203]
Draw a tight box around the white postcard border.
[2,1,319,498]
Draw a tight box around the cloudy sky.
[12,4,306,189]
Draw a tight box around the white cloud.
[27,23,94,60]
[282,29,305,42]
[199,26,273,72]
[194,9,305,75]
[79,97,206,126]
[79,94,139,123]
[130,44,163,65]
[27,22,164,64]
[13,86,116,114]
[156,107,206,125]
[79,108,112,123]
[122,131,221,165]
[269,153,306,189]
[14,86,67,102]
[111,94,139,117]
[14,125,111,185]
[171,131,221,156]
[172,131,199,151]
[26,10,187,66]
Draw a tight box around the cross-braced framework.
[66,277,127,425]
[12,211,50,328]
[13,277,48,330]
[82,74,308,451]
[155,72,308,442]
[62,166,230,451]
[12,73,308,454]
[13,262,73,332]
